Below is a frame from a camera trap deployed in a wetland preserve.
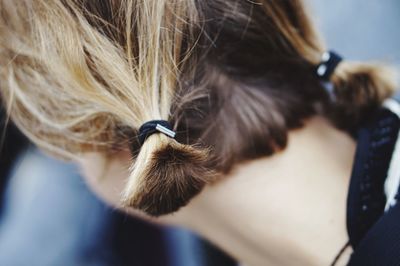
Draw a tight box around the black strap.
[344,92,400,265]
[138,120,174,145]
[347,108,400,248]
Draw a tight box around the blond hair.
[0,0,397,216]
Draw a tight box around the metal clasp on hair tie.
[155,124,176,138]
[138,120,176,145]
[316,50,343,80]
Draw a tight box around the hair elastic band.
[138,120,176,145]
[316,50,343,80]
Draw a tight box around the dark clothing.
[347,93,400,265]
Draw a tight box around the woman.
[0,0,398,265]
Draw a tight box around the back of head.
[0,0,397,216]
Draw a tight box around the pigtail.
[117,0,215,216]
[122,134,215,216]
[328,61,397,130]
[267,0,398,131]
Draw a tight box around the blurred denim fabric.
[0,148,168,266]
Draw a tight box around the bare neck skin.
[78,116,356,266]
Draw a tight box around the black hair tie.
[316,50,343,80]
[138,120,176,145]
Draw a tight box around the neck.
[163,116,356,265]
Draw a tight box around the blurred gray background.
[312,0,400,64]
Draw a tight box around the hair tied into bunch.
[317,49,396,131]
[121,118,216,217]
